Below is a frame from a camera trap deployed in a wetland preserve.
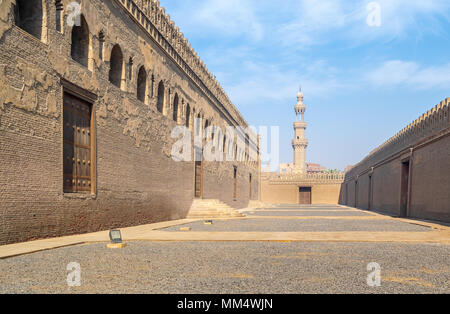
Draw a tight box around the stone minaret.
[292,89,308,174]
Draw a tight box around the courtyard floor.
[0,204,449,294]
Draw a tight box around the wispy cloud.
[366,60,450,89]
[162,0,264,41]
[159,0,450,170]
[277,0,450,48]
[222,60,348,107]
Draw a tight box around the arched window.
[204,119,209,139]
[14,0,43,39]
[196,113,201,135]
[223,135,227,152]
[137,66,147,103]
[109,44,123,88]
[71,15,90,67]
[173,94,179,122]
[185,104,191,128]
[157,81,165,113]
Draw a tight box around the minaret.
[292,89,308,174]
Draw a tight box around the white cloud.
[222,60,348,107]
[161,0,264,41]
[197,0,263,40]
[277,0,450,48]
[366,60,450,89]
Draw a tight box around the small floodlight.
[109,229,122,244]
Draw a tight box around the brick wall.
[0,0,259,245]
[261,180,341,204]
[340,99,450,222]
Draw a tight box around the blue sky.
[160,0,450,171]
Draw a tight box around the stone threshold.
[0,219,200,259]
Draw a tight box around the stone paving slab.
[252,207,355,211]
[162,218,436,233]
[247,211,374,217]
[244,209,360,212]
[126,230,450,243]
[0,219,199,259]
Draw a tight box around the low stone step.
[187,199,245,218]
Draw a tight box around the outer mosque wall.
[261,173,344,205]
[0,0,258,245]
[339,98,450,222]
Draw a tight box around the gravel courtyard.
[0,205,449,294]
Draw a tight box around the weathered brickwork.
[0,0,259,245]
[261,173,344,204]
[339,99,450,222]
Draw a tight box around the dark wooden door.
[249,174,252,199]
[195,160,202,198]
[400,161,410,217]
[233,167,237,200]
[63,93,91,193]
[299,187,312,205]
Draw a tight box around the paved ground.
[0,204,449,294]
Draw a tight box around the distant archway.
[15,0,43,39]
[173,94,179,122]
[137,66,147,103]
[71,15,90,67]
[109,44,123,88]
[185,104,191,128]
[157,81,165,113]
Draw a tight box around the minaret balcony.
[294,121,307,128]
[294,105,306,113]
[292,139,308,147]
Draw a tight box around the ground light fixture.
[107,229,127,249]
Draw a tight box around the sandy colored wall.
[261,181,341,204]
[261,182,298,204]
[311,184,341,204]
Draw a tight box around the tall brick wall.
[339,99,450,222]
[0,0,259,245]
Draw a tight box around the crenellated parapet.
[265,172,345,185]
[345,98,450,180]
[115,0,247,128]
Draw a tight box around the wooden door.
[195,160,202,198]
[299,187,312,205]
[400,161,410,217]
[63,93,91,193]
[249,174,252,199]
[233,167,237,200]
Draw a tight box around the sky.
[159,0,450,171]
